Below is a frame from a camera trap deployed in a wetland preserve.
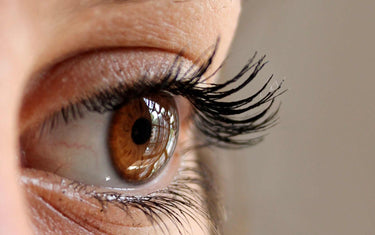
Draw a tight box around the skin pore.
[0,0,240,234]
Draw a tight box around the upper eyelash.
[169,51,285,148]
[43,47,284,148]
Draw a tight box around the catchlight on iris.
[109,94,178,183]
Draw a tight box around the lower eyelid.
[23,169,155,233]
[21,150,211,234]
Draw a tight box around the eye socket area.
[19,91,197,234]
[19,49,196,194]
[18,48,211,234]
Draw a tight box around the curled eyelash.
[167,50,285,148]
[45,46,284,148]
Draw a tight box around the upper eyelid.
[29,0,239,75]
[19,48,197,133]
[20,45,285,148]
[49,47,284,148]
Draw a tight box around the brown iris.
[108,94,178,183]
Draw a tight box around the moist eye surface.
[108,94,179,184]
[21,93,180,189]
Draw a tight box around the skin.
[0,0,240,234]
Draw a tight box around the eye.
[19,48,283,233]
[21,93,179,189]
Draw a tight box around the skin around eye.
[19,48,213,234]
[0,0,241,234]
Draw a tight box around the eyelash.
[70,157,218,234]
[38,47,283,234]
[43,50,283,147]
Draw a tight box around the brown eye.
[109,94,179,184]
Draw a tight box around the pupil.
[131,117,152,145]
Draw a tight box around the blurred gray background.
[218,0,375,234]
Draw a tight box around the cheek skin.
[0,2,34,235]
[6,0,242,234]
[23,169,155,234]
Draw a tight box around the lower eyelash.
[68,155,218,235]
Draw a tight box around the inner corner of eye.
[20,92,182,192]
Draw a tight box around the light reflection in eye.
[109,94,179,184]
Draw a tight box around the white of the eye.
[34,112,126,187]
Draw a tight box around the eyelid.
[21,150,212,234]
[19,48,195,134]
[29,0,240,75]
[21,47,284,149]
